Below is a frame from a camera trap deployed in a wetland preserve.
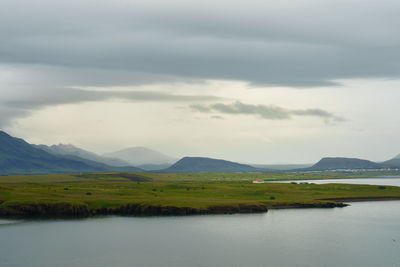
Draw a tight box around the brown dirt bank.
[0,203,268,218]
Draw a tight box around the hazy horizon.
[1,0,400,164]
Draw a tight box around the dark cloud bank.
[0,0,398,125]
[1,0,399,87]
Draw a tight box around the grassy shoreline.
[1,172,400,218]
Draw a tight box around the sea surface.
[1,177,400,267]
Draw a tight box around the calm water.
[273,176,400,187]
[1,178,400,267]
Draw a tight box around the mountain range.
[0,130,399,175]
[0,131,142,175]
[34,144,130,167]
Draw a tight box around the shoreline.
[2,198,400,219]
[0,201,350,219]
[0,203,268,218]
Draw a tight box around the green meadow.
[1,172,400,217]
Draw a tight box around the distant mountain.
[0,131,143,175]
[307,157,388,171]
[382,154,400,168]
[103,147,176,166]
[34,144,131,167]
[157,157,264,173]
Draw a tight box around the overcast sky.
[1,0,400,163]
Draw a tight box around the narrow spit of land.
[1,172,400,218]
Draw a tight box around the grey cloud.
[5,88,222,108]
[210,115,224,120]
[190,105,211,113]
[191,102,345,122]
[0,106,29,126]
[0,87,222,126]
[0,0,400,87]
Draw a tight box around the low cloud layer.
[0,87,222,126]
[191,101,344,123]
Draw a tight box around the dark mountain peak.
[176,156,243,164]
[311,157,385,171]
[174,156,238,164]
[317,157,364,162]
[382,154,400,168]
[159,156,260,173]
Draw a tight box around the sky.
[1,0,400,164]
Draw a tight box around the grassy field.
[0,171,389,184]
[1,172,400,217]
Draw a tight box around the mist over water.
[1,199,400,267]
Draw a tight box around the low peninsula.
[1,172,400,218]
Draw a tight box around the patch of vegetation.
[2,171,399,184]
[75,172,152,182]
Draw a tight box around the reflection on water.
[0,219,20,225]
[1,200,400,267]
